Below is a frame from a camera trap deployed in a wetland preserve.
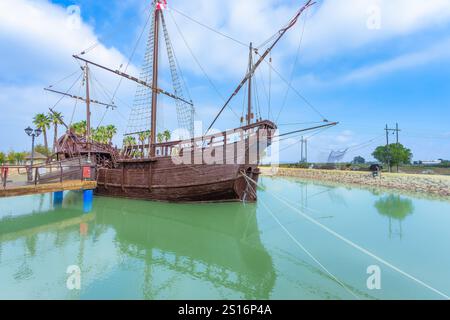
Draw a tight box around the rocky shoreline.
[259,167,450,199]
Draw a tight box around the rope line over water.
[258,197,361,300]
[271,191,450,300]
[247,174,450,300]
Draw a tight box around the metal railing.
[1,157,95,189]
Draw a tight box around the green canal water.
[1,176,450,300]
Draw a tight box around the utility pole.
[300,137,308,163]
[385,123,401,173]
[301,137,303,163]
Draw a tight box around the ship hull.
[95,161,260,203]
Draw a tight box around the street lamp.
[25,126,42,181]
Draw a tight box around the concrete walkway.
[0,180,97,198]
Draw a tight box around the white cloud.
[0,0,139,150]
[0,0,139,82]
[300,0,450,61]
[164,0,450,77]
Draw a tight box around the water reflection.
[0,192,276,299]
[374,195,415,239]
[94,199,276,299]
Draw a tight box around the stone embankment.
[260,167,450,198]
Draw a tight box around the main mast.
[150,1,162,157]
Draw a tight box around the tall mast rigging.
[206,0,316,133]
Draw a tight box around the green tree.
[70,121,87,136]
[163,130,171,142]
[0,152,5,164]
[49,111,64,153]
[123,136,137,157]
[138,131,150,157]
[7,151,16,164]
[14,152,26,165]
[372,143,412,172]
[123,136,137,147]
[33,113,51,155]
[375,195,414,221]
[92,126,109,144]
[352,156,365,164]
[35,144,51,157]
[105,125,117,144]
[157,132,164,144]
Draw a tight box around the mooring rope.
[244,174,450,300]
[259,199,361,299]
[240,173,360,299]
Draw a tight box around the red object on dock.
[82,166,91,180]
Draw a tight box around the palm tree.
[14,152,26,165]
[7,151,16,164]
[70,121,87,136]
[123,136,137,157]
[92,126,103,144]
[49,111,64,153]
[33,113,51,155]
[106,125,117,144]
[163,130,171,142]
[138,131,150,157]
[157,132,164,144]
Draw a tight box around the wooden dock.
[0,180,97,198]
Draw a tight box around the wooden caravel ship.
[96,120,276,202]
[51,0,331,202]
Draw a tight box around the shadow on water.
[374,195,415,239]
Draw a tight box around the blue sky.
[1,0,450,163]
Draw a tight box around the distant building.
[25,152,48,165]
[414,160,443,166]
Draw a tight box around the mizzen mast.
[247,42,253,126]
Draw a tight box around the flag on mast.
[156,0,167,10]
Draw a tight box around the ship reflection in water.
[1,177,450,299]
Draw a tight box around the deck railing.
[120,120,276,161]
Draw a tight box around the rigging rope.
[257,52,328,121]
[49,72,83,112]
[275,12,309,123]
[69,78,84,126]
[111,7,154,102]
[168,10,241,121]
[170,6,248,48]
[48,69,81,89]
